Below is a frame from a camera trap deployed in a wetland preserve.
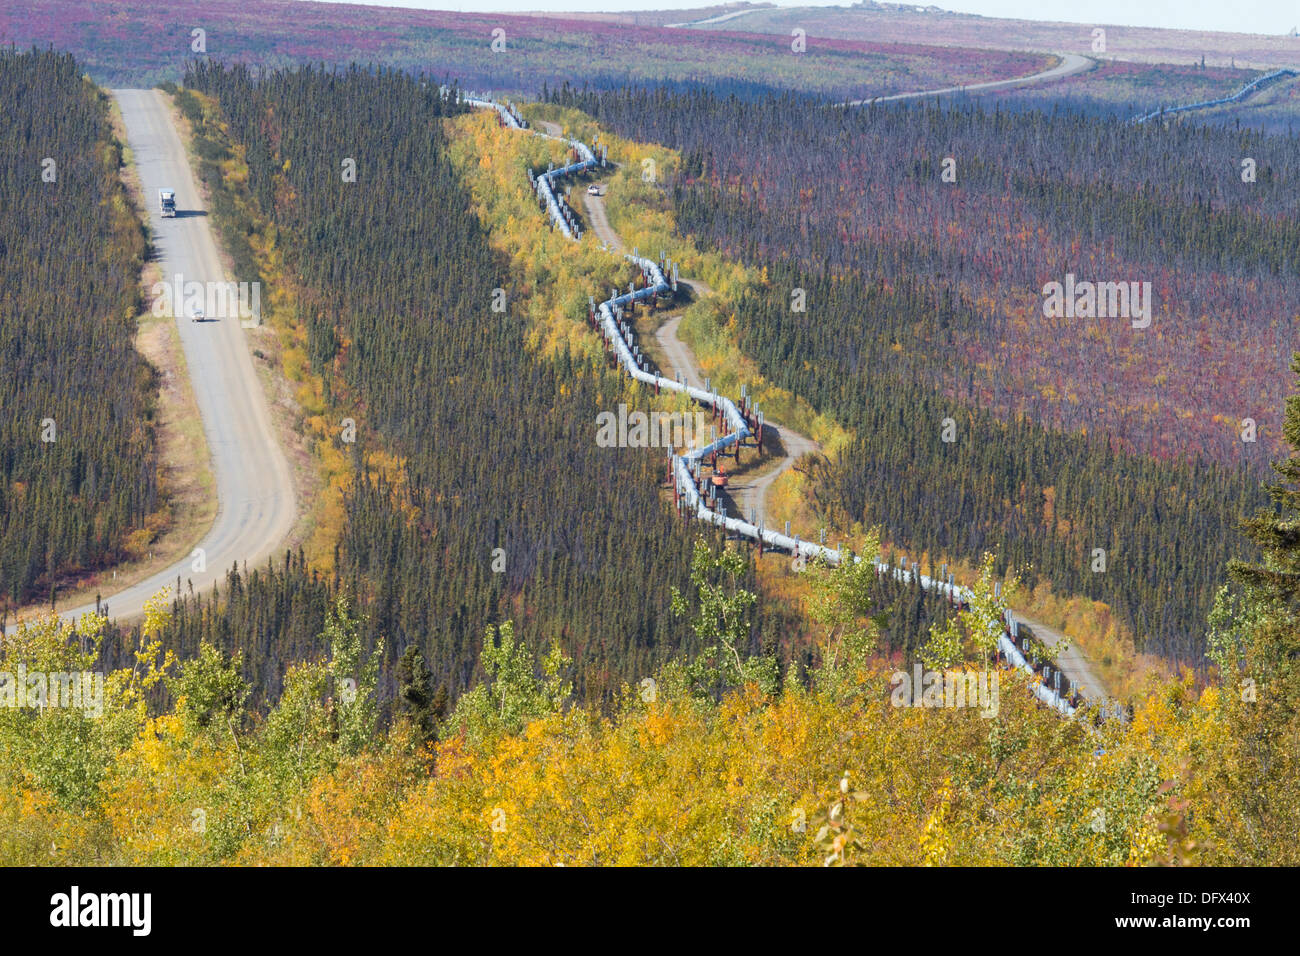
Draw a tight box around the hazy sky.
[306,1,1300,36]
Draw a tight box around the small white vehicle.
[587,183,601,196]
[159,188,177,218]
[187,303,205,323]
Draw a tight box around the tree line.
[0,49,155,613]
[544,84,1300,661]
[95,63,955,711]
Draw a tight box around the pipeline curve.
[465,93,1085,719]
[1131,67,1299,124]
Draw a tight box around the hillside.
[93,64,961,715]
[8,586,1295,866]
[653,2,1300,69]
[0,49,154,614]
[0,0,1044,99]
[552,84,1300,662]
[2,1,1300,895]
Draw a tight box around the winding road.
[582,190,820,529]
[663,14,1095,104]
[69,86,1107,705]
[578,143,1108,705]
[1020,617,1107,701]
[665,8,762,30]
[845,53,1094,106]
[653,310,819,530]
[59,89,296,625]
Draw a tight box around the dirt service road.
[581,187,1108,701]
[582,190,822,530]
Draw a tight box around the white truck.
[158,188,176,218]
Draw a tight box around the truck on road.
[159,188,176,218]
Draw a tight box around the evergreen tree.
[1227,352,1300,715]
[396,644,436,743]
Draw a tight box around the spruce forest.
[1,2,1299,887]
[101,62,949,711]
[0,49,153,612]
[549,84,1299,662]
